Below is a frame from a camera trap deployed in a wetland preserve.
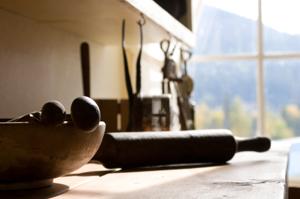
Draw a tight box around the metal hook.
[180,48,192,61]
[170,42,178,56]
[138,13,146,26]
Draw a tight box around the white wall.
[0,8,168,118]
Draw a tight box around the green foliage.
[266,111,294,140]
[229,97,253,137]
[279,105,300,137]
[194,97,254,137]
[194,97,298,139]
[194,103,224,130]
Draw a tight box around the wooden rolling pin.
[94,130,271,168]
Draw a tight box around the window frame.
[189,0,300,135]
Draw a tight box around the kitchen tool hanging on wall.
[122,16,145,132]
[160,38,194,130]
[80,42,91,97]
[178,48,195,129]
[161,39,177,94]
[180,49,193,98]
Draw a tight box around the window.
[189,60,257,137]
[188,0,300,139]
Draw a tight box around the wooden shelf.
[0,0,195,47]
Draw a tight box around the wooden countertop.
[0,142,290,199]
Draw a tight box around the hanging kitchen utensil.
[171,48,194,130]
[181,49,193,97]
[161,39,177,82]
[174,75,195,130]
[159,39,194,130]
[122,20,134,131]
[80,42,91,97]
[122,16,146,131]
[132,18,146,131]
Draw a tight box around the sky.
[203,0,300,35]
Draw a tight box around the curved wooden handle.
[80,42,90,97]
[235,136,271,152]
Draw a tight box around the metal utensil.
[122,17,146,131]
[160,39,177,81]
[122,20,134,131]
[181,49,193,97]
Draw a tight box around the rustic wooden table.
[0,142,290,199]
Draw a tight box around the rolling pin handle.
[235,136,271,152]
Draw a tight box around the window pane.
[262,0,300,53]
[264,59,300,139]
[194,0,258,55]
[187,61,257,137]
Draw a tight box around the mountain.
[189,5,300,111]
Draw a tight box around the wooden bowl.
[0,121,106,190]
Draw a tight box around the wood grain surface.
[0,142,289,199]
